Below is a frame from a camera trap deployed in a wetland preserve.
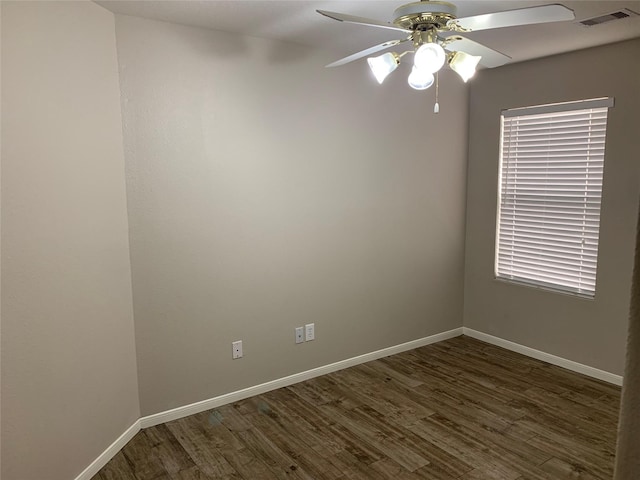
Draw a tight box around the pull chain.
[434,71,440,114]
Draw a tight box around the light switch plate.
[305,323,315,342]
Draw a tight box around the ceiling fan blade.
[442,35,511,68]
[325,39,408,68]
[449,4,575,32]
[317,10,412,34]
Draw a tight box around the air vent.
[578,8,639,27]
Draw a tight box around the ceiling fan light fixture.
[413,42,446,74]
[449,51,481,82]
[408,66,435,90]
[367,52,401,84]
[318,1,576,96]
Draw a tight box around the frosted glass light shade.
[449,51,481,82]
[407,67,434,90]
[367,53,400,84]
[413,43,446,74]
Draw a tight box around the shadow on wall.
[265,42,317,65]
[182,27,249,59]
[177,17,316,65]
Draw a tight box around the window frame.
[494,97,614,299]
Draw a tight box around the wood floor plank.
[122,429,170,480]
[411,412,563,480]
[527,429,616,479]
[331,365,436,425]
[384,352,529,422]
[97,451,138,480]
[234,427,312,480]
[350,403,472,476]
[293,451,346,480]
[363,359,425,388]
[538,457,602,480]
[165,416,240,478]
[261,389,345,457]
[274,395,387,466]
[319,402,431,472]
[560,389,621,420]
[459,466,521,480]
[286,375,347,407]
[211,405,253,433]
[216,446,279,480]
[145,424,198,475]
[506,397,617,451]
[168,465,214,480]
[521,386,618,442]
[237,394,344,461]
[329,450,390,480]
[92,336,620,480]
[407,415,524,478]
[227,396,350,480]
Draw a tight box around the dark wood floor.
[92,336,621,480]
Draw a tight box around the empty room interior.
[3,1,640,479]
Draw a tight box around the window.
[495,97,614,298]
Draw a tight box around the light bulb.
[408,67,434,90]
[413,43,446,74]
[367,52,400,84]
[449,51,481,82]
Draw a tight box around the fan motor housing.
[393,0,457,30]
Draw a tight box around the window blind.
[496,97,613,297]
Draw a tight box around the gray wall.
[114,14,469,416]
[1,2,140,479]
[464,38,640,376]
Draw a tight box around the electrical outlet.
[305,323,315,342]
[232,340,243,359]
[295,326,304,344]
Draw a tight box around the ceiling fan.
[317,1,575,94]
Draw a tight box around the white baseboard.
[462,327,623,386]
[140,327,464,428]
[72,328,461,479]
[75,325,621,480]
[74,419,140,480]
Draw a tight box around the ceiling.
[96,0,640,65]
